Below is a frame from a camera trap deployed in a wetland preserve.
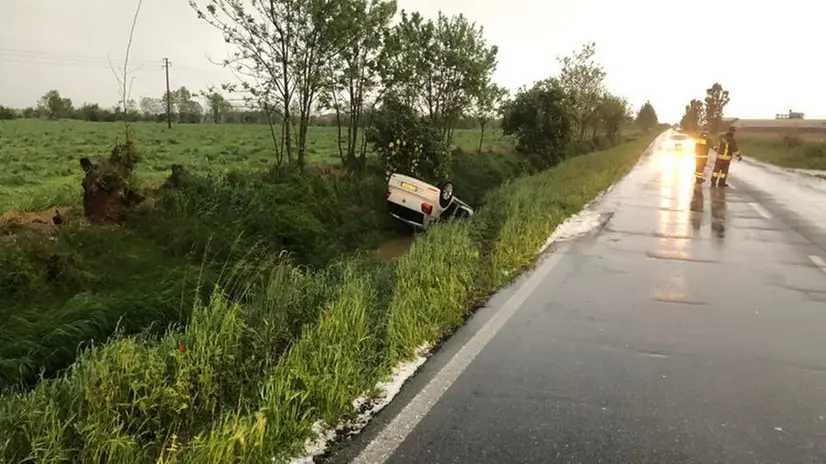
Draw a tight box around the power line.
[0,48,228,74]
[0,48,156,67]
[0,57,161,74]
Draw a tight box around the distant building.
[720,116,826,133]
[775,109,805,119]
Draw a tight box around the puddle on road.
[374,235,415,261]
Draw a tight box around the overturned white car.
[386,173,473,230]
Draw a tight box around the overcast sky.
[1,0,822,122]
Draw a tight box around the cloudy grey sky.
[1,0,822,122]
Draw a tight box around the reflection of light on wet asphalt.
[655,149,694,244]
[653,145,695,301]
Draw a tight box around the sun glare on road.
[652,140,695,302]
[655,140,695,241]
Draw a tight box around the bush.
[0,106,17,120]
[448,148,534,206]
[133,167,397,268]
[501,79,574,169]
[781,135,800,147]
[738,134,826,171]
[366,97,451,181]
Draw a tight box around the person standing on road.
[694,126,712,184]
[710,126,741,187]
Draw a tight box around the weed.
[738,133,826,170]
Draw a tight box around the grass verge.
[738,133,826,170]
[0,134,655,462]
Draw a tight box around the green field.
[0,119,515,215]
[738,132,826,170]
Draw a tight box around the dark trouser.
[711,156,732,186]
[694,155,709,183]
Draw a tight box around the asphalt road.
[327,134,826,464]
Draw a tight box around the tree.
[501,78,574,168]
[37,90,73,119]
[556,42,606,141]
[202,89,232,123]
[680,99,704,133]
[0,106,17,120]
[319,0,397,170]
[597,93,631,145]
[139,96,163,119]
[76,103,105,122]
[473,83,508,153]
[379,11,498,146]
[704,83,729,134]
[192,0,355,170]
[163,86,202,123]
[636,101,658,131]
[366,96,450,181]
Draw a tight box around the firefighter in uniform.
[693,127,712,184]
[710,126,741,187]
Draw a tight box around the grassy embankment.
[0,120,533,392]
[0,131,656,463]
[737,131,826,171]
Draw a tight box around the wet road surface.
[330,134,826,463]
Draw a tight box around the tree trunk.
[478,121,486,153]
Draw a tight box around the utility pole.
[163,58,172,128]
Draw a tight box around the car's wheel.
[436,179,454,208]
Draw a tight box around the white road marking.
[749,202,772,219]
[352,246,570,464]
[810,255,826,273]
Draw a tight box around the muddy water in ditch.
[374,235,415,261]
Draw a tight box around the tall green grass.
[739,133,826,170]
[0,148,533,392]
[0,135,655,463]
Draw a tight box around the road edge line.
[352,244,570,464]
[749,202,772,219]
[809,255,826,273]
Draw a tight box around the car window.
[442,201,459,218]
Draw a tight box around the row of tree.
[679,83,730,134]
[189,0,509,170]
[2,0,660,177]
[0,88,233,124]
[499,43,660,169]
[190,0,659,173]
[0,87,505,129]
